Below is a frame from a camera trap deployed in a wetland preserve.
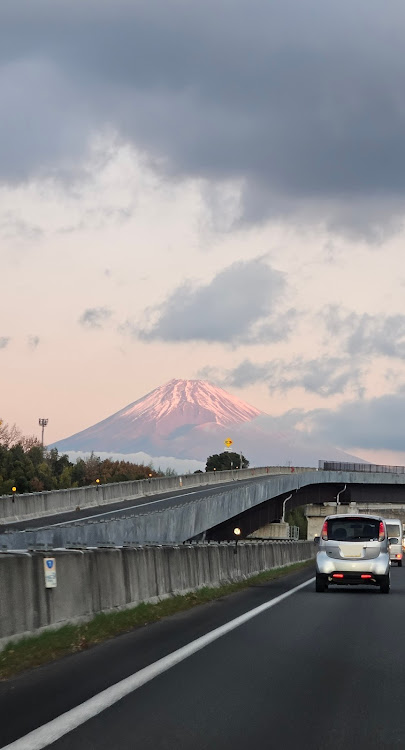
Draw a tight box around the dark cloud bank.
[2,1,405,233]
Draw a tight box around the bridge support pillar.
[248,522,290,539]
[305,503,355,539]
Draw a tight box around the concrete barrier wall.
[0,541,315,646]
[0,467,315,524]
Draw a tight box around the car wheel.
[315,575,328,593]
[380,575,390,594]
[398,560,403,568]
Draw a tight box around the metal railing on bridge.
[319,460,405,474]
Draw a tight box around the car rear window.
[327,517,380,542]
[386,523,401,538]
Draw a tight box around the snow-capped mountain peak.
[51,378,365,467]
[120,379,263,427]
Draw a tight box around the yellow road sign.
[224,438,233,448]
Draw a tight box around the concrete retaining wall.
[0,541,315,646]
[0,466,314,524]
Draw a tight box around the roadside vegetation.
[0,419,161,496]
[0,559,313,680]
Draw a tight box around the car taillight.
[321,520,328,540]
[332,573,344,578]
[379,521,385,541]
[396,554,402,559]
[361,574,372,579]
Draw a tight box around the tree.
[71,459,87,487]
[36,462,57,491]
[59,465,73,489]
[0,419,39,450]
[27,445,45,468]
[286,506,307,540]
[205,452,249,472]
[0,421,23,448]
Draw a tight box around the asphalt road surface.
[4,477,271,532]
[2,564,405,749]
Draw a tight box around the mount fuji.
[52,379,364,468]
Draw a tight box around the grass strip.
[0,559,313,680]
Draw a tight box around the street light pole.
[38,418,48,448]
[336,484,347,514]
[282,493,293,523]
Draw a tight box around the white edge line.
[2,576,315,750]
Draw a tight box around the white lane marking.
[2,576,315,750]
[23,482,240,530]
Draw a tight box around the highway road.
[4,476,272,532]
[2,564,405,749]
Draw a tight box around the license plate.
[341,545,362,558]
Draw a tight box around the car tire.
[315,575,328,593]
[380,575,390,594]
[398,560,403,567]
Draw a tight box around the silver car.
[315,514,390,594]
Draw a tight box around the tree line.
[0,420,163,496]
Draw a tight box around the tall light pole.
[336,484,346,515]
[39,418,48,447]
[282,493,293,523]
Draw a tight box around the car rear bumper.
[316,551,390,577]
[316,571,388,587]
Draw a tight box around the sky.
[2,0,405,465]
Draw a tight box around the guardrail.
[319,460,405,474]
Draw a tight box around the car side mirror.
[313,535,320,545]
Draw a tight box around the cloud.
[201,355,364,396]
[0,212,43,242]
[0,337,10,349]
[124,258,287,344]
[304,393,405,452]
[63,450,204,475]
[323,306,405,359]
[79,307,113,329]
[3,1,405,232]
[27,335,40,350]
